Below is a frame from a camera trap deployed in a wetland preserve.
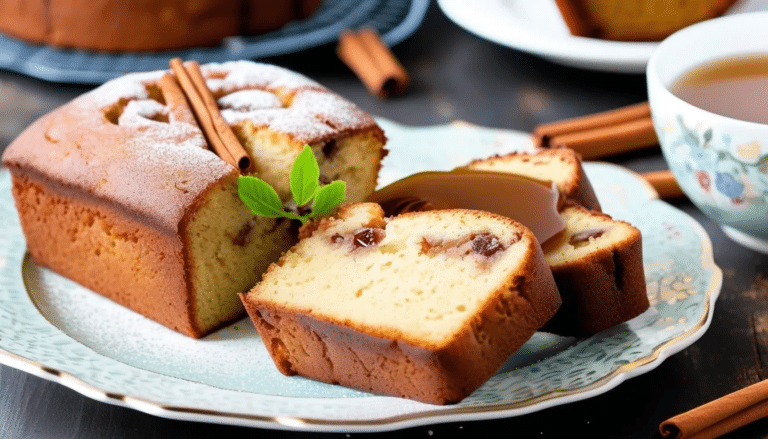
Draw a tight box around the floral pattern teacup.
[647,12,768,253]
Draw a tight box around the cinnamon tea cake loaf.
[2,60,386,338]
[542,203,648,337]
[465,148,601,211]
[239,203,561,404]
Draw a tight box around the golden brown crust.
[554,0,597,38]
[9,168,205,336]
[0,0,324,51]
[0,0,47,45]
[2,62,383,234]
[555,0,738,41]
[465,148,601,212]
[565,151,602,212]
[242,0,295,35]
[240,206,561,404]
[48,0,240,51]
[2,61,385,338]
[2,92,233,235]
[542,204,649,336]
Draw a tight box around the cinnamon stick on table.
[169,58,253,173]
[642,170,685,200]
[534,102,659,160]
[337,28,410,99]
[660,379,768,439]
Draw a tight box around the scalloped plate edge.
[0,120,722,431]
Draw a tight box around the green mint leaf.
[311,180,347,218]
[238,175,288,218]
[290,145,320,207]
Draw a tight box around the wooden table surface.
[2,3,768,438]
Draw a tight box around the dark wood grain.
[2,3,768,438]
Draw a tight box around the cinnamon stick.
[535,102,652,147]
[158,73,198,127]
[337,28,409,98]
[549,117,658,160]
[660,379,768,439]
[169,58,252,173]
[642,170,685,200]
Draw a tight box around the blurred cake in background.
[554,0,738,41]
[0,0,322,51]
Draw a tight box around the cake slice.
[464,148,647,336]
[464,148,601,211]
[554,0,737,41]
[239,203,561,404]
[542,203,649,336]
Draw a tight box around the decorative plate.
[0,119,721,432]
[0,0,429,84]
[436,0,766,74]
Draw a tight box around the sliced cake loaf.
[2,61,386,338]
[464,148,601,212]
[240,203,561,404]
[541,203,649,336]
[462,148,648,336]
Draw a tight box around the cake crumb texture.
[542,204,649,336]
[241,203,561,404]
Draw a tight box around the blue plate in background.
[0,0,429,84]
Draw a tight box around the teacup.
[647,11,768,254]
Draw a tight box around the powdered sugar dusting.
[220,106,337,142]
[220,107,283,127]
[118,99,206,151]
[90,71,161,108]
[203,61,324,94]
[268,109,338,142]
[210,63,379,143]
[119,99,167,125]
[8,60,381,230]
[292,90,375,132]
[218,90,282,112]
[89,60,379,146]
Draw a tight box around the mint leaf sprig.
[238,145,346,225]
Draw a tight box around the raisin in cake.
[464,148,648,336]
[239,203,561,404]
[542,203,649,336]
[2,60,386,338]
[464,148,601,212]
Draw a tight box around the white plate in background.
[437,0,767,73]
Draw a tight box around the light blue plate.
[0,119,721,432]
[0,0,429,84]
